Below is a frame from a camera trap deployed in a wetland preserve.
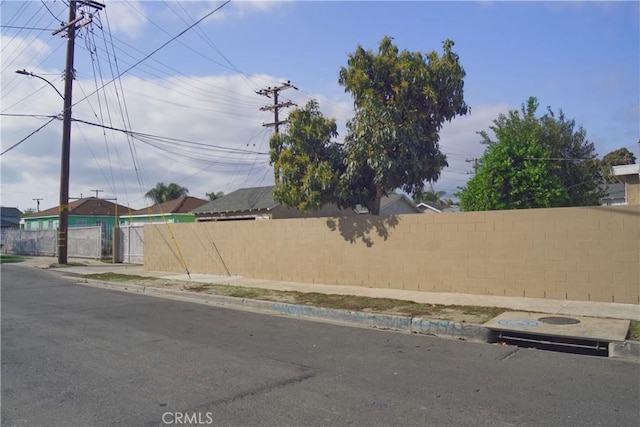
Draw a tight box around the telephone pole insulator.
[256,81,297,134]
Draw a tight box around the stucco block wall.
[626,178,640,205]
[144,205,640,304]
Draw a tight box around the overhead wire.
[69,0,232,109]
[0,116,58,156]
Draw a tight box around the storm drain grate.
[495,330,608,357]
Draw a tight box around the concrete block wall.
[144,205,640,304]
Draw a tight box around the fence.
[2,226,103,259]
[144,205,639,304]
[117,225,144,263]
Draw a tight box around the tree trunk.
[371,186,383,216]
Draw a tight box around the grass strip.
[0,254,27,263]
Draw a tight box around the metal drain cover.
[538,316,581,325]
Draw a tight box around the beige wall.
[626,178,640,206]
[145,205,640,304]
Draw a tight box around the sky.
[1,0,638,212]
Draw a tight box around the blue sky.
[1,1,638,212]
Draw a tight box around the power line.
[257,81,297,134]
[69,0,231,109]
[70,118,268,155]
[0,116,57,155]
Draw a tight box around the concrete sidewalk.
[11,256,640,321]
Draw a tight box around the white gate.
[118,225,144,263]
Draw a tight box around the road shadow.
[325,215,400,247]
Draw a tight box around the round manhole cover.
[538,316,580,325]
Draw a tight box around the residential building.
[611,163,640,205]
[599,182,626,206]
[1,207,23,229]
[192,186,422,222]
[119,196,208,225]
[20,197,129,231]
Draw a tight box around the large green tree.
[338,37,469,214]
[270,37,468,215]
[600,147,637,183]
[145,182,189,204]
[458,97,602,211]
[270,100,344,212]
[537,107,601,206]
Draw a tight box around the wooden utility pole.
[256,81,297,134]
[54,0,104,264]
[32,198,43,212]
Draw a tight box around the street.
[2,265,639,426]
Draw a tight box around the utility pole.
[256,81,297,134]
[465,158,478,175]
[54,0,104,265]
[90,189,103,198]
[32,198,43,212]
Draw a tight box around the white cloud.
[434,103,510,197]
[1,63,284,211]
[102,0,149,39]
[0,34,61,77]
[205,0,291,22]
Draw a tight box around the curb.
[609,341,640,363]
[70,277,639,362]
[71,277,493,344]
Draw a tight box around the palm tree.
[414,185,456,207]
[206,191,224,201]
[145,182,189,204]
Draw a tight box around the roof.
[193,186,423,216]
[1,207,23,218]
[1,218,20,228]
[128,196,208,216]
[352,192,422,214]
[192,186,278,215]
[379,193,423,214]
[612,163,640,176]
[417,202,442,213]
[25,197,129,218]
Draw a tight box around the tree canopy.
[270,100,344,212]
[206,191,224,201]
[145,182,189,204]
[600,147,637,183]
[458,97,602,211]
[414,187,455,207]
[269,37,469,215]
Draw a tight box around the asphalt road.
[2,264,639,427]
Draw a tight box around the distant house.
[192,186,422,222]
[119,196,208,225]
[611,163,640,205]
[416,202,458,214]
[1,207,23,229]
[599,182,626,206]
[20,197,129,231]
[355,193,423,215]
